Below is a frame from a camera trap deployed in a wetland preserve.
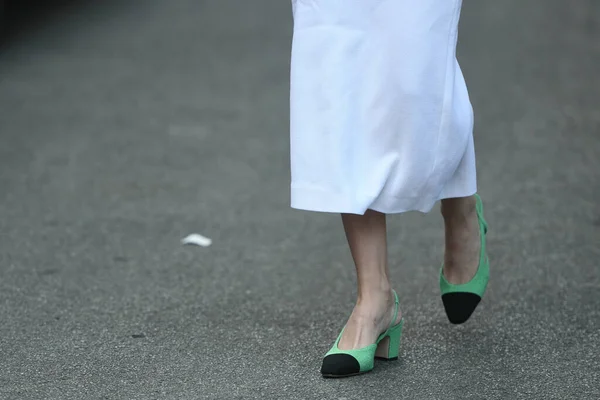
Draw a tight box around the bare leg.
[337,210,402,350]
[441,195,481,284]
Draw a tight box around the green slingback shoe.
[440,194,489,324]
[321,290,404,378]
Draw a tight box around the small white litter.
[181,233,212,247]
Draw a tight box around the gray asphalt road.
[1,1,599,399]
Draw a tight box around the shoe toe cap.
[321,354,361,377]
[442,292,481,324]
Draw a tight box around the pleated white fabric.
[290,0,477,214]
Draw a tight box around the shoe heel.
[375,320,403,360]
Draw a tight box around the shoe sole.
[374,356,398,361]
[322,372,364,379]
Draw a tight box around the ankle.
[354,288,401,327]
[356,286,393,307]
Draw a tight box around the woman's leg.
[337,210,402,350]
[441,195,481,283]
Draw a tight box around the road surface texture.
[1,1,599,399]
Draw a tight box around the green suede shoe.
[440,194,489,324]
[321,290,403,378]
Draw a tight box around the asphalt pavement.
[1,1,599,399]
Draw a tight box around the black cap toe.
[442,292,481,324]
[321,354,361,377]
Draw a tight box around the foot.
[441,196,481,285]
[337,289,402,351]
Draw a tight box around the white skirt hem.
[291,184,477,215]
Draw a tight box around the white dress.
[290,0,477,214]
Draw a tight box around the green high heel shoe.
[321,290,404,378]
[440,193,489,324]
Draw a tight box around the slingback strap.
[384,290,401,336]
[474,194,488,234]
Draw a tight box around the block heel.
[375,319,403,361]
